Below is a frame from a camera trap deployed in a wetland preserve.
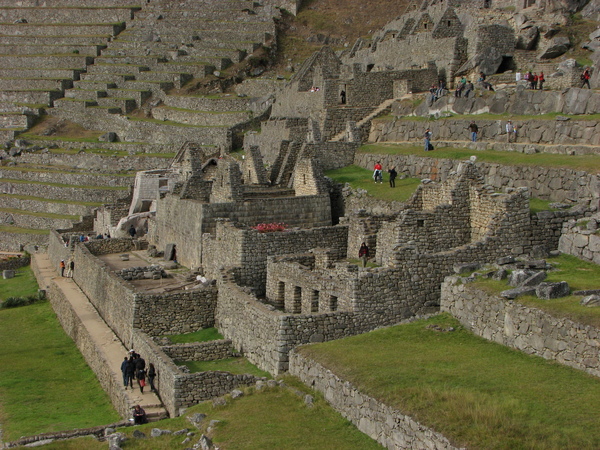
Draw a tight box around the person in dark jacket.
[129,225,136,238]
[148,363,157,392]
[120,356,129,389]
[133,405,147,424]
[135,355,146,372]
[137,368,146,393]
[125,356,136,389]
[359,242,369,268]
[388,166,397,188]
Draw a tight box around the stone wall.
[0,231,49,252]
[558,213,600,264]
[46,279,131,419]
[353,153,600,205]
[135,286,218,336]
[0,255,30,271]
[370,117,600,151]
[289,351,458,449]
[161,340,233,362]
[441,278,600,378]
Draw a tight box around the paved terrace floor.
[32,252,167,422]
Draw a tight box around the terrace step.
[134,71,193,89]
[0,23,125,37]
[0,68,83,80]
[0,78,73,91]
[0,166,134,187]
[116,81,172,96]
[0,195,95,217]
[0,44,105,57]
[0,0,142,6]
[151,105,251,126]
[117,29,270,44]
[0,112,34,128]
[163,95,250,111]
[0,55,94,70]
[86,64,150,75]
[73,80,117,90]
[106,87,152,104]
[53,98,99,110]
[0,179,128,203]
[96,97,137,113]
[132,8,262,21]
[0,89,62,106]
[109,37,260,55]
[0,35,111,46]
[95,55,169,66]
[79,73,137,83]
[0,103,44,115]
[64,89,107,101]
[0,7,138,24]
[0,208,77,230]
[127,20,274,33]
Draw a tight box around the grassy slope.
[0,301,120,441]
[298,314,600,450]
[0,265,39,300]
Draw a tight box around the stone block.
[581,295,600,307]
[501,286,536,299]
[536,281,570,299]
[508,269,536,287]
[521,271,547,287]
[2,269,15,279]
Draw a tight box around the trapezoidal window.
[366,64,375,72]
[329,295,338,311]
[293,286,302,314]
[311,290,319,313]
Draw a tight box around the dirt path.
[32,253,167,421]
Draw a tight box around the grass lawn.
[0,265,39,300]
[325,165,421,202]
[165,327,223,343]
[109,379,381,450]
[474,254,600,329]
[359,143,600,173]
[0,301,120,441]
[177,357,271,378]
[297,313,600,450]
[0,224,50,235]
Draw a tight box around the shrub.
[252,222,287,233]
[1,291,45,309]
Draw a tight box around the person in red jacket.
[373,161,382,183]
[581,68,591,89]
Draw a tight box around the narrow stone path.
[32,253,167,422]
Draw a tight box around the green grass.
[0,265,38,300]
[19,133,102,143]
[359,144,600,173]
[0,224,50,235]
[298,313,600,450]
[474,254,600,328]
[178,357,271,378]
[529,198,557,214]
[108,379,381,450]
[0,302,120,441]
[0,193,102,207]
[325,165,421,202]
[165,327,223,343]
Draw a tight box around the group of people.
[59,259,75,277]
[120,349,157,395]
[372,161,398,187]
[454,77,474,98]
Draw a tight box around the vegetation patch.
[165,327,224,344]
[0,265,39,300]
[325,165,421,202]
[298,313,600,449]
[0,302,119,440]
[0,224,50,235]
[358,144,600,173]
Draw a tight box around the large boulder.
[536,281,570,299]
[455,47,503,77]
[539,36,571,59]
[517,25,539,50]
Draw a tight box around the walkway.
[32,252,167,422]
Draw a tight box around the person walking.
[125,356,136,390]
[148,363,157,392]
[120,356,129,390]
[424,128,432,151]
[59,260,65,277]
[468,121,478,142]
[506,120,515,143]
[137,368,146,394]
[581,68,591,89]
[388,166,397,188]
[359,242,369,268]
[373,161,383,183]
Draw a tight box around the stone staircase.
[329,98,396,142]
[0,1,142,141]
[51,0,277,148]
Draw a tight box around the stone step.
[0,128,21,140]
[163,95,250,111]
[135,71,193,89]
[73,80,117,90]
[64,88,106,101]
[96,97,137,113]
[0,44,105,57]
[0,7,138,24]
[86,63,150,75]
[0,178,129,203]
[117,81,171,96]
[53,98,98,110]
[0,68,83,80]
[0,35,111,46]
[0,112,34,128]
[95,55,170,65]
[118,27,270,43]
[0,23,125,37]
[0,166,134,187]
[110,37,260,54]
[151,105,251,126]
[0,103,43,115]
[0,78,73,91]
[0,55,93,70]
[106,87,153,104]
[0,0,142,7]
[0,89,62,106]
[0,195,95,217]
[0,208,76,230]
[79,73,137,83]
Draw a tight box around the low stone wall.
[0,231,48,252]
[46,279,131,419]
[289,351,458,449]
[0,255,30,271]
[558,214,600,264]
[441,277,600,378]
[85,238,144,256]
[162,340,233,362]
[354,153,600,205]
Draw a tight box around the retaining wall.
[558,214,600,264]
[162,339,233,362]
[289,351,458,449]
[441,277,600,378]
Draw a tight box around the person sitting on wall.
[463,81,474,98]
[359,243,369,268]
[129,225,136,238]
[133,405,148,424]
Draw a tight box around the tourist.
[538,71,545,90]
[136,354,146,372]
[468,121,478,142]
[148,363,157,392]
[373,161,382,183]
[388,166,397,188]
[65,259,74,278]
[358,242,369,268]
[506,120,515,143]
[137,368,147,394]
[424,128,433,151]
[340,89,346,104]
[133,405,148,425]
[126,356,136,389]
[464,80,473,98]
[120,356,129,390]
[59,260,65,277]
[129,225,136,238]
[581,68,591,89]
[532,73,538,90]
